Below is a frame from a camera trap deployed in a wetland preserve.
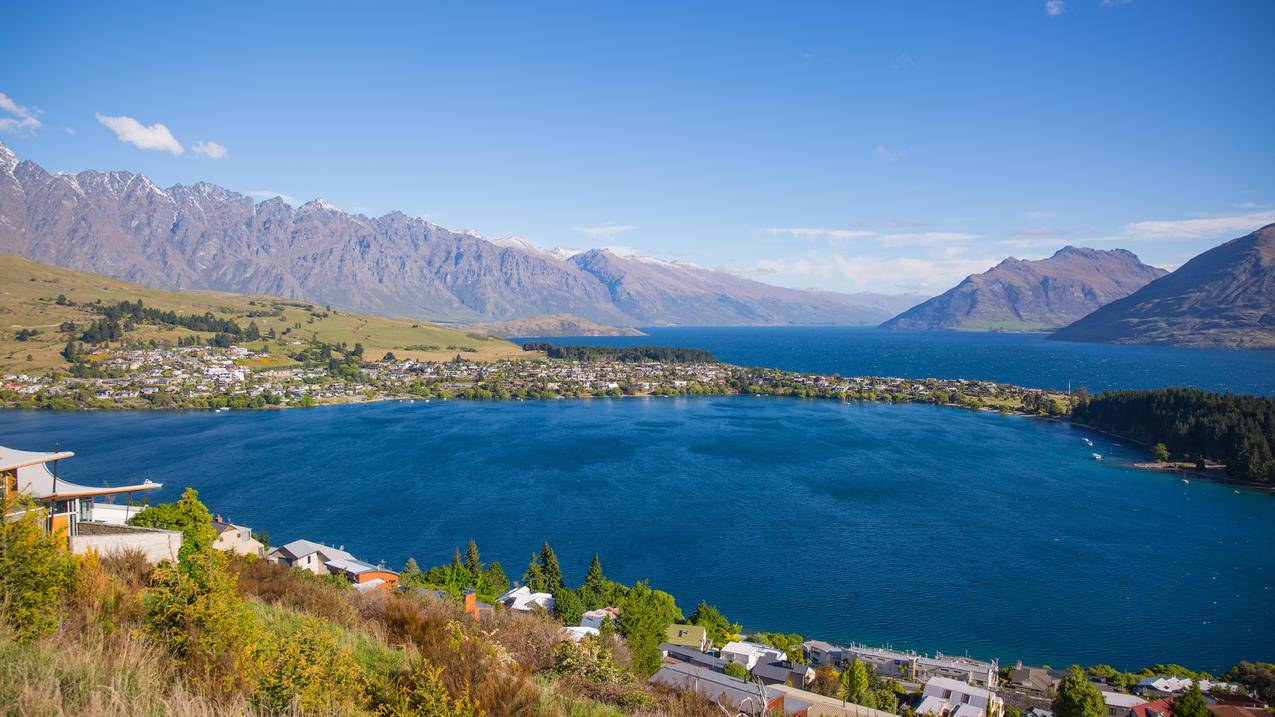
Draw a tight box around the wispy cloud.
[246,190,301,206]
[1120,211,1275,241]
[95,113,183,154]
[569,224,636,239]
[875,145,909,161]
[877,231,977,246]
[766,227,876,240]
[0,90,42,136]
[732,252,1000,293]
[191,140,227,159]
[1046,0,1066,17]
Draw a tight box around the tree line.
[1072,387,1275,482]
[521,343,716,364]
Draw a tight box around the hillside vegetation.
[0,489,722,717]
[0,252,526,373]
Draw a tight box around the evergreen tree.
[483,561,509,596]
[1052,670,1106,717]
[452,547,463,569]
[245,321,261,341]
[584,553,605,592]
[1173,685,1209,717]
[464,539,481,576]
[522,552,543,591]
[539,541,563,591]
[401,558,423,586]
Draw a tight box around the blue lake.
[2,397,1272,672]
[520,327,1275,395]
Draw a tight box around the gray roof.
[270,539,355,562]
[650,662,776,713]
[751,661,809,685]
[661,643,727,670]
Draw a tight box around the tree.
[554,586,584,626]
[383,351,397,362]
[1052,670,1105,717]
[584,553,605,593]
[401,558,424,586]
[1174,684,1209,717]
[464,539,481,576]
[841,658,878,709]
[0,493,76,640]
[689,600,741,648]
[483,561,509,596]
[618,580,683,676]
[539,541,563,592]
[522,552,543,591]
[1227,662,1275,704]
[1154,442,1170,462]
[724,662,749,679]
[245,321,261,341]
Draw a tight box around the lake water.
[3,397,1272,672]
[519,327,1275,395]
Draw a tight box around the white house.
[561,625,599,642]
[917,676,1004,717]
[498,585,555,613]
[1102,692,1147,717]
[212,517,264,557]
[580,607,620,630]
[720,641,788,671]
[1135,677,1241,696]
[266,539,355,575]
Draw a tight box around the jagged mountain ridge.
[1051,224,1275,348]
[880,246,1168,331]
[0,142,904,326]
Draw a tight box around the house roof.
[752,660,811,684]
[1207,706,1267,717]
[661,643,727,670]
[1130,697,1175,717]
[1103,692,1148,709]
[4,447,161,501]
[271,539,354,562]
[650,662,776,712]
[324,556,395,576]
[926,676,993,700]
[0,446,74,471]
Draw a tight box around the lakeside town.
[0,340,1070,415]
[3,442,1270,717]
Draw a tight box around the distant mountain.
[1052,224,1275,349]
[471,313,647,338]
[0,142,905,327]
[880,246,1168,331]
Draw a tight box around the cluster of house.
[1002,666,1263,717]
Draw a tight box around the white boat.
[1182,478,1190,484]
[1083,438,1094,446]
[1091,453,1102,461]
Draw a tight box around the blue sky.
[2,1,1272,294]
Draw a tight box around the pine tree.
[452,547,463,569]
[401,558,423,585]
[539,541,563,591]
[522,552,542,591]
[585,553,605,592]
[464,539,481,576]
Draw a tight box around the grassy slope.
[0,252,527,372]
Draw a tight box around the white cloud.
[1046,0,1066,16]
[95,113,183,154]
[732,252,1000,293]
[766,227,876,240]
[246,190,301,206]
[569,224,636,238]
[875,145,909,161]
[1120,211,1275,241]
[191,140,227,159]
[0,90,42,136]
[877,231,978,246]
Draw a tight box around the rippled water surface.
[521,326,1275,395]
[3,398,1272,671]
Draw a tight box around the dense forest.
[522,343,716,363]
[1072,388,1275,483]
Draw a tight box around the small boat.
[1091,453,1102,461]
[215,406,230,413]
[1083,438,1093,446]
[1181,478,1190,484]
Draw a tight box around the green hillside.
[0,252,527,373]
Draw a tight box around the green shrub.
[0,494,76,640]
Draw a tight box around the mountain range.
[0,142,921,328]
[880,246,1168,331]
[1051,224,1275,349]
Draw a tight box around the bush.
[253,614,361,714]
[0,494,77,640]
[723,661,749,679]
